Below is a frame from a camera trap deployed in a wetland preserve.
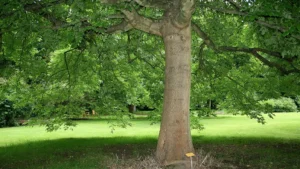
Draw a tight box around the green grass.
[195,113,300,139]
[0,119,160,147]
[0,113,300,168]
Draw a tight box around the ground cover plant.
[0,113,299,169]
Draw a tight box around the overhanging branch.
[201,3,300,41]
[192,22,300,75]
[218,46,300,74]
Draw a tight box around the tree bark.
[100,1,195,167]
[128,104,136,113]
[156,18,194,167]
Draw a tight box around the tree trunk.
[128,104,136,113]
[156,20,194,167]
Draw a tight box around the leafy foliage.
[262,97,298,112]
[0,100,29,127]
[0,0,299,129]
[0,100,16,127]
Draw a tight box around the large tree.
[0,0,299,167]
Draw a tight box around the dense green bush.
[0,100,17,127]
[295,96,300,110]
[0,100,28,127]
[263,97,298,112]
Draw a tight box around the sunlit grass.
[1,113,299,147]
[0,119,160,147]
[1,113,300,169]
[193,113,300,140]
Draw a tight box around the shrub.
[263,97,297,112]
[0,100,28,127]
[295,96,300,110]
[0,100,17,127]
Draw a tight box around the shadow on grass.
[193,136,300,169]
[1,136,300,169]
[0,137,157,169]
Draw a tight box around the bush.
[0,100,28,127]
[0,100,17,127]
[263,97,297,112]
[295,96,300,110]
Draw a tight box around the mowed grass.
[196,113,300,139]
[0,119,161,147]
[0,113,300,169]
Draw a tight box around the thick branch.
[23,2,161,37]
[174,0,195,28]
[106,21,133,33]
[23,0,162,36]
[108,14,125,19]
[121,10,162,36]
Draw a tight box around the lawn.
[0,113,300,168]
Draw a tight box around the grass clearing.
[0,113,300,168]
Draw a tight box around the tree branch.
[0,0,69,30]
[24,0,68,12]
[0,0,67,19]
[133,0,162,8]
[192,22,300,75]
[100,0,130,4]
[0,31,2,56]
[106,21,133,34]
[202,2,284,19]
[218,46,300,74]
[100,0,169,9]
[173,0,195,28]
[201,4,246,16]
[108,14,125,19]
[197,42,206,72]
[191,22,216,50]
[22,2,161,37]
[121,10,162,36]
[224,0,241,10]
[201,4,300,40]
